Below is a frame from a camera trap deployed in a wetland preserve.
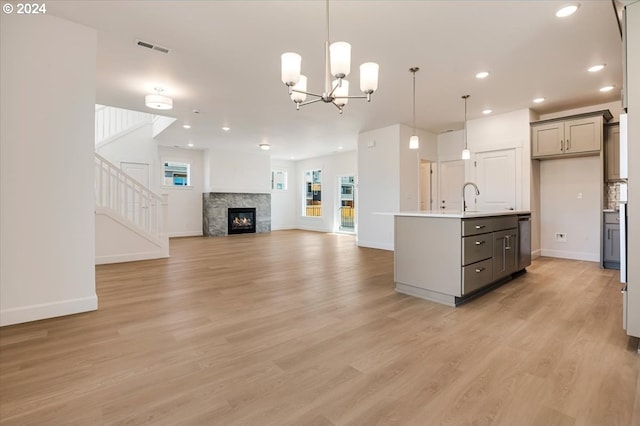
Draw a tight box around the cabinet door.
[493,229,518,279]
[532,122,564,158]
[565,116,602,154]
[606,124,621,181]
[604,223,621,262]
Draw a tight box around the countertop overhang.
[391,210,531,219]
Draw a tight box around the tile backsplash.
[606,182,621,210]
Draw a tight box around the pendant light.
[409,67,420,150]
[461,95,471,160]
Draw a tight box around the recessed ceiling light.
[183,124,191,129]
[482,109,492,115]
[337,146,343,150]
[187,142,194,147]
[290,156,295,160]
[475,71,490,79]
[556,4,579,18]
[259,143,270,151]
[600,85,615,92]
[221,126,230,132]
[588,64,606,73]
[533,97,545,104]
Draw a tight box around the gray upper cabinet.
[605,123,621,182]
[531,110,612,160]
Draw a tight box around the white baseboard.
[96,251,169,265]
[532,249,542,259]
[169,231,203,238]
[357,240,394,251]
[271,226,295,231]
[540,249,599,262]
[0,295,98,327]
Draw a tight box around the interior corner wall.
[295,151,357,233]
[159,147,205,237]
[1,14,97,326]
[357,125,401,250]
[271,159,297,230]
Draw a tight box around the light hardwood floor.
[1,230,638,425]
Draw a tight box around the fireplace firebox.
[228,208,256,235]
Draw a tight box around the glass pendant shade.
[461,149,471,160]
[281,52,302,85]
[409,135,419,150]
[290,75,307,103]
[145,94,173,110]
[360,62,379,93]
[329,41,351,77]
[332,79,349,106]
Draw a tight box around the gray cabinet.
[604,211,620,269]
[531,110,612,159]
[605,123,621,182]
[491,216,518,280]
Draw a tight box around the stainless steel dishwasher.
[518,214,531,270]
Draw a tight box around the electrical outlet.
[555,232,567,242]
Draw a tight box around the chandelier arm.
[297,98,325,107]
[327,78,342,98]
[291,88,325,98]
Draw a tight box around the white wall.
[295,151,357,233]
[1,14,97,326]
[539,157,602,261]
[357,125,401,250]
[159,147,205,237]
[205,149,271,194]
[97,123,161,192]
[271,159,296,230]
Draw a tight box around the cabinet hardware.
[561,140,564,152]
[505,235,511,250]
[475,240,485,245]
[608,228,611,239]
[567,139,571,150]
[475,225,485,229]
[475,267,485,273]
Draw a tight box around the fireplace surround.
[203,192,271,237]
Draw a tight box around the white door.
[438,160,465,211]
[120,162,150,225]
[473,149,516,211]
[420,160,432,211]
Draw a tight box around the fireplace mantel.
[203,192,271,237]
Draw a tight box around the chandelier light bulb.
[360,62,379,93]
[332,79,349,107]
[290,75,308,103]
[330,41,351,78]
[281,52,302,86]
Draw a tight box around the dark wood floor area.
[1,230,639,425]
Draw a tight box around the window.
[271,170,288,191]
[163,162,190,186]
[304,169,322,217]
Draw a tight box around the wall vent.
[136,39,170,54]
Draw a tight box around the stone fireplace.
[203,192,271,236]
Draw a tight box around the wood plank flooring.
[1,230,638,425]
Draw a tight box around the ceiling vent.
[136,39,170,54]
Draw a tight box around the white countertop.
[392,210,531,219]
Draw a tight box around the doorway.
[438,159,465,211]
[420,160,433,210]
[337,175,356,233]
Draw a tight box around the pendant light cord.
[462,95,470,150]
[412,71,416,132]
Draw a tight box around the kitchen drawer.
[462,235,493,266]
[604,211,620,224]
[462,218,493,236]
[492,215,517,231]
[462,258,493,295]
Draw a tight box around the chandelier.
[280,0,379,114]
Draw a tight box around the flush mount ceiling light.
[409,67,420,150]
[280,0,379,114]
[556,4,579,17]
[259,143,271,151]
[588,64,606,72]
[145,87,173,110]
[461,95,471,160]
[475,71,490,79]
[533,97,545,104]
[600,85,615,92]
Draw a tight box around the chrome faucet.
[462,182,480,212]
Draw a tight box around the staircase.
[94,104,174,264]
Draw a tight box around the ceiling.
[47,0,623,160]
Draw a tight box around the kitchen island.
[394,210,531,306]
